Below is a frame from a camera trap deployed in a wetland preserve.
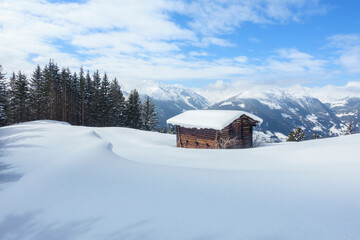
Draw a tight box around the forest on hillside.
[0,61,158,131]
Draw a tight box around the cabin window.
[206,143,210,148]
[195,141,199,146]
[185,140,189,144]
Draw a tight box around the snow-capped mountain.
[137,84,359,139]
[208,89,359,141]
[324,97,360,131]
[142,84,209,128]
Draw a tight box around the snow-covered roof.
[166,110,262,130]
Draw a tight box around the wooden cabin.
[167,110,262,149]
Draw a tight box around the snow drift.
[0,121,360,240]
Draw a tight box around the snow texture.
[281,113,292,119]
[259,100,282,110]
[0,121,360,240]
[289,107,298,114]
[219,101,234,107]
[336,112,357,117]
[166,110,263,130]
[312,126,323,131]
[329,99,348,108]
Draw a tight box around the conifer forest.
[0,61,158,130]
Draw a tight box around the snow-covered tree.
[168,125,176,134]
[125,89,142,129]
[345,122,354,135]
[1,62,161,129]
[79,67,85,125]
[141,96,158,131]
[312,132,320,139]
[60,67,71,122]
[29,65,45,120]
[109,78,125,126]
[91,70,102,126]
[9,71,30,123]
[84,71,94,126]
[99,73,111,126]
[287,127,306,142]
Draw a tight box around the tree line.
[287,123,354,142]
[0,61,158,130]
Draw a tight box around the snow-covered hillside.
[324,97,360,130]
[141,84,359,137]
[1,121,360,240]
[209,88,360,141]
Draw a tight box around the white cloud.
[197,37,234,47]
[234,56,248,63]
[189,51,209,57]
[0,0,339,91]
[184,0,327,35]
[266,48,327,76]
[249,37,261,43]
[327,34,360,73]
[310,81,360,102]
[196,80,360,104]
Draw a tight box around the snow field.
[0,120,360,239]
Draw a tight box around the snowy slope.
[1,121,360,240]
[324,97,360,132]
[127,84,359,135]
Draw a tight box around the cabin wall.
[176,116,257,149]
[177,126,218,149]
[217,118,254,149]
[240,121,253,148]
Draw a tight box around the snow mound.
[0,121,360,240]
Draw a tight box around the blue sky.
[0,0,360,99]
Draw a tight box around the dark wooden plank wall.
[178,126,218,149]
[176,115,258,149]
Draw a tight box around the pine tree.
[84,71,93,126]
[109,78,125,126]
[287,127,306,142]
[29,65,45,120]
[42,63,52,119]
[42,60,61,120]
[141,96,158,131]
[91,70,101,126]
[70,72,80,125]
[312,132,319,139]
[345,122,354,135]
[60,68,71,122]
[125,89,142,129]
[6,72,16,124]
[99,72,111,126]
[79,67,86,125]
[167,125,176,134]
[0,65,8,126]
[9,71,29,123]
[1,62,162,129]
[52,62,62,121]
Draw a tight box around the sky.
[0,0,360,100]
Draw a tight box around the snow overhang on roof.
[166,110,263,130]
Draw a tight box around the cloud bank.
[0,0,359,95]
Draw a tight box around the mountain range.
[141,85,209,128]
[143,85,359,141]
